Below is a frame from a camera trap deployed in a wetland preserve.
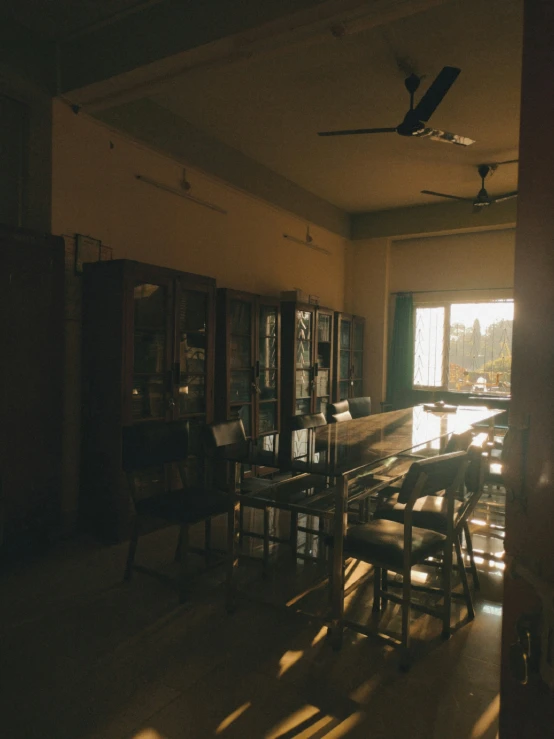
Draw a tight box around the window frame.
[412,298,513,394]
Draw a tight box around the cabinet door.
[226,297,255,437]
[351,317,364,398]
[129,277,174,423]
[338,315,352,400]
[257,301,279,453]
[315,309,333,415]
[294,307,315,415]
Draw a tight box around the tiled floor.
[0,494,504,739]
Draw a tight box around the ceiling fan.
[318,66,474,146]
[421,162,519,210]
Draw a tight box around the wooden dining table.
[225,404,505,635]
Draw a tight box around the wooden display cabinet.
[81,259,216,542]
[333,313,365,401]
[280,301,334,463]
[215,289,280,473]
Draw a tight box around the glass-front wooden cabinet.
[280,301,334,461]
[333,313,365,401]
[82,260,216,542]
[216,289,280,470]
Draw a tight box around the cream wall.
[52,100,346,308]
[345,228,516,410]
[344,238,391,409]
[390,228,516,296]
[52,98,347,523]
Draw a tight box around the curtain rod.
[391,287,513,295]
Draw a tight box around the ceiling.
[4,0,162,39]
[4,0,523,216]
[147,0,522,213]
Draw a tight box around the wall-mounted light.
[283,226,330,255]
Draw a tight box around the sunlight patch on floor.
[215,701,252,734]
[470,693,500,738]
[278,649,304,677]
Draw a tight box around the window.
[413,300,513,396]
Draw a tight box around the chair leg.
[400,569,412,670]
[238,503,244,548]
[373,566,382,613]
[463,521,480,591]
[455,534,475,621]
[290,511,298,563]
[124,516,139,581]
[263,507,270,576]
[441,543,453,639]
[318,516,326,561]
[178,524,190,604]
[174,527,183,563]
[205,518,212,558]
[382,568,388,596]
[226,498,241,614]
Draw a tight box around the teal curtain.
[386,293,414,410]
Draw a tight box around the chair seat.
[374,493,462,534]
[135,488,228,524]
[343,519,446,570]
[239,477,275,494]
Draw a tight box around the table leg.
[328,475,348,650]
[226,463,241,614]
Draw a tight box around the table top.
[294,404,504,478]
[230,404,504,516]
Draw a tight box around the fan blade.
[492,191,518,203]
[421,190,473,202]
[415,127,475,146]
[317,127,396,137]
[413,66,461,122]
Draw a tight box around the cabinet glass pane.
[353,321,364,350]
[178,375,205,414]
[340,350,350,380]
[261,434,276,454]
[134,283,166,329]
[353,380,363,397]
[131,375,165,421]
[180,334,206,374]
[179,289,207,376]
[180,290,207,332]
[259,334,277,369]
[230,371,252,402]
[316,397,329,415]
[339,381,349,401]
[296,310,312,341]
[230,335,251,368]
[134,331,165,373]
[258,402,277,434]
[230,299,251,335]
[318,314,331,342]
[317,342,331,369]
[296,370,311,400]
[340,320,351,349]
[296,340,312,368]
[259,370,277,400]
[231,404,251,436]
[259,305,277,336]
[316,369,329,397]
[295,399,311,416]
[353,351,363,379]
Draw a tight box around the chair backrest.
[122,420,189,472]
[397,450,468,505]
[444,429,474,454]
[326,399,348,418]
[289,412,327,431]
[205,418,247,449]
[348,396,372,419]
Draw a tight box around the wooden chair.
[122,419,244,602]
[330,451,469,668]
[374,429,487,590]
[347,396,372,418]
